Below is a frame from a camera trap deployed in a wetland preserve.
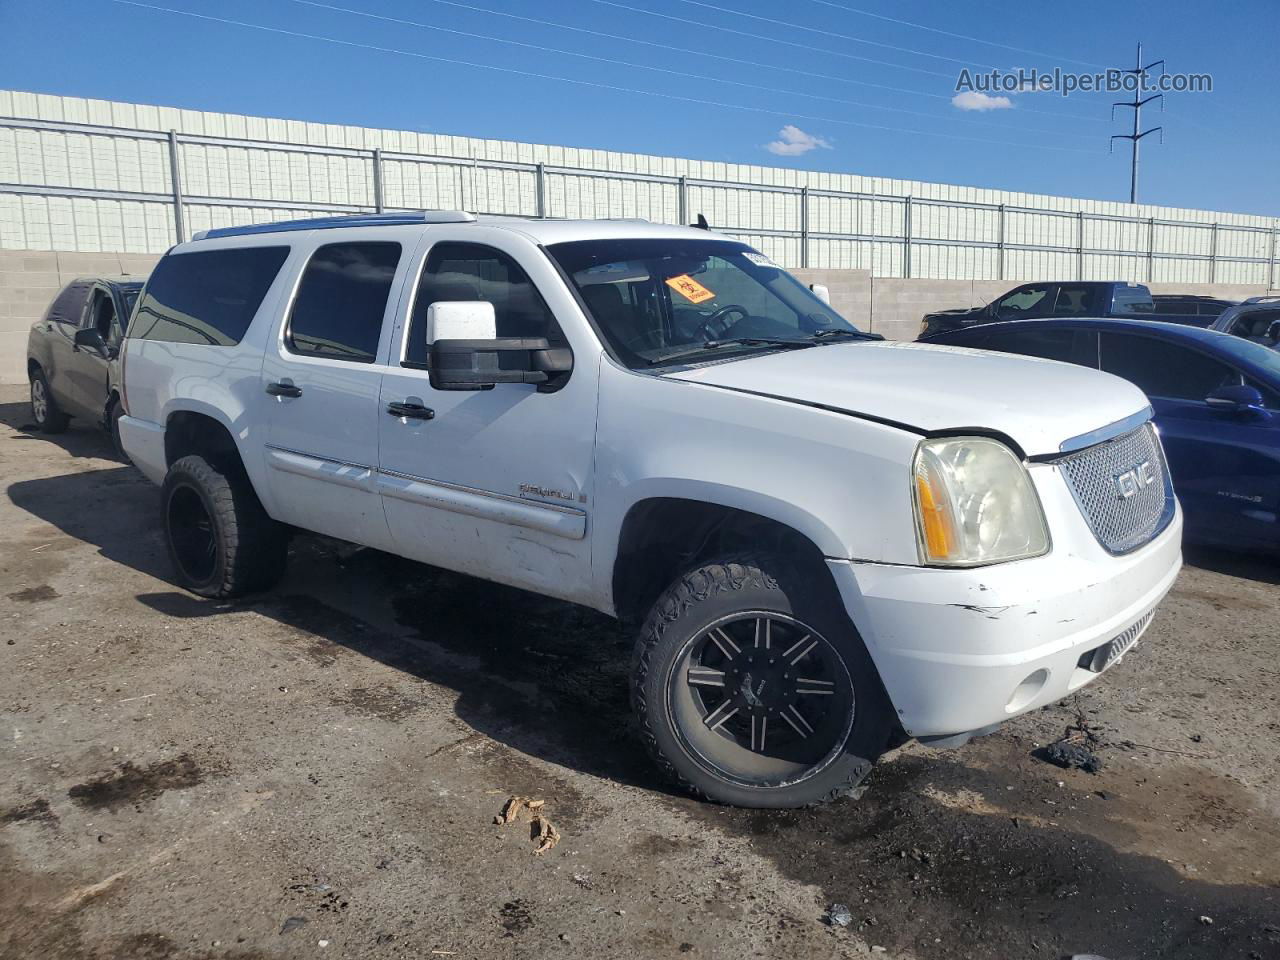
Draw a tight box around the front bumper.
[827,501,1182,739]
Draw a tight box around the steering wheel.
[695,304,750,341]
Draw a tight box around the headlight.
[912,437,1049,566]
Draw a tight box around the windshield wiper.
[646,337,813,366]
[807,328,884,343]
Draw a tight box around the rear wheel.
[162,454,287,598]
[632,554,893,808]
[29,369,70,434]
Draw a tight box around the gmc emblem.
[1114,460,1155,499]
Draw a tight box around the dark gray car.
[26,277,144,451]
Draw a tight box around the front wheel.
[632,555,894,808]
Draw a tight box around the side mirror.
[809,283,831,306]
[73,327,110,358]
[426,301,572,392]
[1205,384,1267,417]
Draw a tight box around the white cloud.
[952,91,1014,112]
[764,125,832,157]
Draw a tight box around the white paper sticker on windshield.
[742,252,778,268]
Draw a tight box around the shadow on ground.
[0,398,117,462]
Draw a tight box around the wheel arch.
[609,493,842,624]
[163,404,245,473]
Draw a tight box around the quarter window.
[288,242,402,363]
[1098,333,1236,401]
[404,242,558,366]
[132,247,289,346]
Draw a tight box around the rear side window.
[287,242,402,363]
[45,281,93,325]
[1099,333,1236,401]
[982,328,1095,366]
[131,247,289,346]
[1052,286,1099,316]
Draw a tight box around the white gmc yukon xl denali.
[119,211,1182,807]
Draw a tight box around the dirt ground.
[0,382,1277,960]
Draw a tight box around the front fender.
[590,362,922,609]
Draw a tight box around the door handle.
[265,382,303,398]
[386,400,435,421]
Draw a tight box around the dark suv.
[26,277,144,451]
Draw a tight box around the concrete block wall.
[0,249,158,383]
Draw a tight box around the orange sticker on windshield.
[666,274,716,304]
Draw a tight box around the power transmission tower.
[1110,43,1164,204]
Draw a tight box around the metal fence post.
[799,186,809,269]
[677,175,688,226]
[1147,217,1156,283]
[903,196,912,279]
[997,203,1006,281]
[535,162,547,218]
[1076,211,1085,281]
[1209,223,1219,284]
[1264,227,1274,291]
[371,148,384,213]
[167,129,185,244]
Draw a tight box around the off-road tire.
[632,553,894,808]
[30,368,70,434]
[162,454,287,598]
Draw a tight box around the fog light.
[1005,669,1048,714]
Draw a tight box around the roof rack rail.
[1243,295,1280,304]
[192,210,475,241]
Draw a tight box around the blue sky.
[3,0,1278,215]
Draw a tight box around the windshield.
[547,238,859,368]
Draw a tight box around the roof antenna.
[692,213,709,230]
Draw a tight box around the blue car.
[923,317,1280,553]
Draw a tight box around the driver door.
[375,227,600,606]
[61,284,118,419]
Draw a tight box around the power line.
[802,0,1108,69]
[666,0,1009,70]
[109,0,1102,155]
[286,0,1087,137]
[417,0,949,97]
[416,0,1100,121]
[590,0,1104,123]
[586,0,954,78]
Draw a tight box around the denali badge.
[1114,460,1154,499]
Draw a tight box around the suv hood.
[664,341,1150,457]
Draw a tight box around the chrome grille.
[1056,423,1173,554]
